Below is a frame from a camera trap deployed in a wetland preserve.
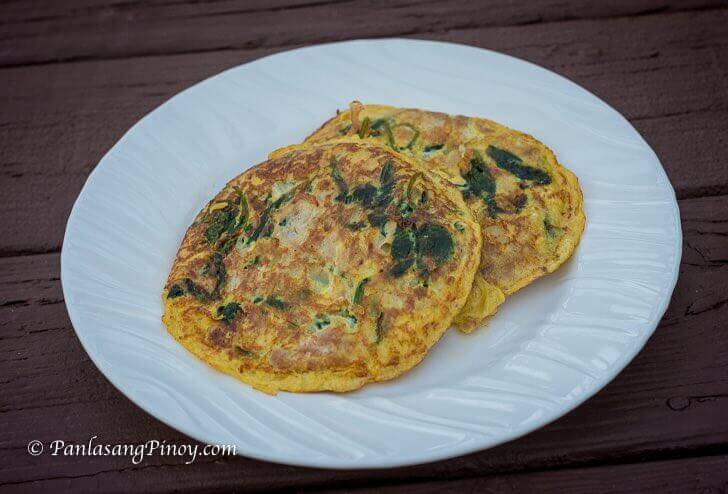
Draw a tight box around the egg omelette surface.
[163,139,482,394]
[305,103,586,332]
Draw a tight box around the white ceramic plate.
[61,39,681,469]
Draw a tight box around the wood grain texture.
[316,455,728,493]
[1,7,727,255]
[1,195,726,491]
[0,0,721,67]
[1,0,727,491]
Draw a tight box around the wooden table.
[2,1,727,492]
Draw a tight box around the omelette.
[163,139,481,394]
[305,103,586,332]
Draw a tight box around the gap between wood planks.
[1,3,727,490]
[1,7,727,257]
[310,455,728,494]
[309,451,728,493]
[0,194,726,490]
[0,0,725,68]
[1,438,727,491]
[2,451,728,492]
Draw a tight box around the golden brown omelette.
[162,139,482,394]
[305,103,586,332]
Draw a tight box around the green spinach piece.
[355,162,398,231]
[218,236,236,254]
[423,143,444,153]
[247,188,297,244]
[484,194,503,218]
[264,294,288,310]
[416,223,454,265]
[415,255,430,279]
[487,145,551,185]
[374,161,395,207]
[389,256,415,277]
[167,284,184,299]
[367,210,388,233]
[330,159,349,202]
[248,206,271,243]
[460,152,496,200]
[346,162,397,234]
[351,183,378,207]
[353,278,370,304]
[182,278,214,302]
[205,207,237,245]
[217,302,241,324]
[388,222,453,278]
[346,221,368,231]
[392,226,415,260]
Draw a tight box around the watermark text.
[27,436,236,465]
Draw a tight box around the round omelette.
[305,103,586,332]
[163,139,482,394]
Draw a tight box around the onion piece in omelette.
[305,103,586,332]
[163,139,481,394]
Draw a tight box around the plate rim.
[60,37,683,469]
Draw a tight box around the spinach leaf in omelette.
[302,104,586,334]
[163,139,482,394]
[486,145,552,185]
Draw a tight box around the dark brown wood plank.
[1,2,727,491]
[1,8,727,255]
[316,455,728,494]
[1,194,726,491]
[0,0,722,67]
[0,45,279,256]
[0,0,332,24]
